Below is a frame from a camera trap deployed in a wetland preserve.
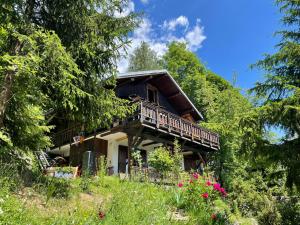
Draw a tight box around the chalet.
[48,70,220,174]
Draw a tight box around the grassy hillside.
[0,171,259,225]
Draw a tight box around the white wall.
[107,139,119,174]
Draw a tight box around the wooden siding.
[69,138,107,166]
[116,79,179,115]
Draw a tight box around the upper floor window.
[147,85,159,104]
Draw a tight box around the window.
[147,85,158,104]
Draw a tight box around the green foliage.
[148,146,174,174]
[0,0,138,160]
[128,41,162,71]
[249,0,300,189]
[172,139,183,181]
[97,155,107,186]
[163,41,255,190]
[45,178,71,201]
[229,174,282,225]
[278,197,300,225]
[174,174,231,225]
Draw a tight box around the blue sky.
[118,0,283,92]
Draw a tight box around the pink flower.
[213,183,221,191]
[206,181,212,186]
[219,187,227,196]
[178,182,183,188]
[192,173,199,179]
[201,192,209,198]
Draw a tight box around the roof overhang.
[117,70,204,121]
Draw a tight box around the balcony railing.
[50,102,220,151]
[138,101,220,150]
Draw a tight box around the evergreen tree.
[0,0,137,157]
[250,0,300,189]
[128,42,162,71]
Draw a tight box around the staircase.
[35,151,51,170]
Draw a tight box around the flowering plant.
[175,173,229,224]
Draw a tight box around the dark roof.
[117,70,204,121]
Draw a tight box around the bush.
[229,175,282,225]
[278,197,300,225]
[174,173,230,225]
[148,146,174,174]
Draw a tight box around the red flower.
[219,187,227,197]
[213,183,221,191]
[201,192,209,198]
[211,214,217,220]
[189,179,193,184]
[192,173,199,179]
[206,181,212,186]
[178,182,183,188]
[98,211,105,220]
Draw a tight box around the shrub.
[174,173,230,224]
[45,177,71,201]
[278,197,300,225]
[148,146,174,175]
[229,175,282,225]
[172,139,183,181]
[97,155,107,186]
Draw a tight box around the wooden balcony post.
[191,125,194,140]
[168,113,171,132]
[156,107,159,128]
[179,118,183,136]
[140,101,143,122]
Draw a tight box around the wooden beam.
[167,92,181,100]
[127,134,133,176]
[116,136,127,142]
[181,108,194,115]
[142,141,158,147]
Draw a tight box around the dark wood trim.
[167,92,181,100]
[142,141,158,147]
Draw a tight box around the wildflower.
[189,179,193,184]
[213,183,221,191]
[192,173,199,179]
[178,182,183,188]
[201,192,209,198]
[211,213,217,220]
[98,211,105,220]
[206,181,212,186]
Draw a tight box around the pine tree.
[128,42,162,71]
[250,0,300,189]
[0,0,137,157]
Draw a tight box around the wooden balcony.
[137,102,220,150]
[50,102,220,151]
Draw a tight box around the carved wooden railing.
[50,102,220,150]
[139,101,220,150]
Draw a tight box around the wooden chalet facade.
[48,70,220,174]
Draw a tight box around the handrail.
[50,102,220,150]
[139,101,220,149]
